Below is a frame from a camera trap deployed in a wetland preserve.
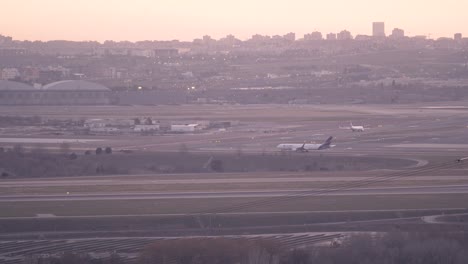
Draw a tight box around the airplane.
[276,136,335,152]
[350,122,364,132]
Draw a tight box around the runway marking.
[2,176,468,187]
[2,185,468,201]
[387,143,468,149]
[36,214,56,218]
[1,208,465,220]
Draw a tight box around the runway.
[2,185,468,202]
[2,175,468,187]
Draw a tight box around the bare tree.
[95,147,103,155]
[105,147,113,154]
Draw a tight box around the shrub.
[210,159,224,172]
[69,153,78,160]
[105,147,112,154]
[96,147,103,155]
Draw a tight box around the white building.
[84,119,122,134]
[134,124,160,132]
[84,119,106,129]
[1,68,20,80]
[170,124,200,132]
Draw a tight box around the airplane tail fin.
[318,136,333,150]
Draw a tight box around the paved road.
[1,185,468,202]
[2,175,468,187]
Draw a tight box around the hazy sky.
[1,0,466,42]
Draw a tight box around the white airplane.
[276,136,335,152]
[350,122,364,132]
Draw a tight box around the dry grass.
[1,193,467,217]
[0,104,371,122]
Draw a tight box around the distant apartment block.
[326,33,337,40]
[283,32,296,41]
[202,35,215,44]
[355,35,373,41]
[19,67,65,84]
[391,28,405,39]
[304,31,322,40]
[131,49,154,58]
[250,34,272,44]
[154,49,178,57]
[104,67,127,79]
[454,33,462,41]
[0,48,28,56]
[337,30,352,40]
[0,34,13,45]
[219,34,240,46]
[21,67,40,82]
[373,22,385,37]
[1,68,20,80]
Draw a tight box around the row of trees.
[0,144,120,177]
[0,143,112,156]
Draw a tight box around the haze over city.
[2,0,468,41]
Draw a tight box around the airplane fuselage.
[277,136,335,152]
[276,143,335,151]
[351,126,364,132]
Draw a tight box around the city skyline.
[1,0,467,42]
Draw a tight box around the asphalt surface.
[2,185,468,201]
[2,175,468,187]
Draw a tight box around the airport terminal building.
[0,80,114,105]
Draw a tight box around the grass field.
[1,193,468,218]
[0,105,374,122]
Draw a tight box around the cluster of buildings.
[0,66,71,83]
[0,80,113,105]
[93,48,179,58]
[194,22,463,43]
[84,118,233,135]
[301,22,462,41]
[0,23,467,106]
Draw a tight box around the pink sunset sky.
[1,0,466,42]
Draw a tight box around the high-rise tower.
[373,22,385,37]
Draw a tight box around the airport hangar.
[0,80,113,105]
